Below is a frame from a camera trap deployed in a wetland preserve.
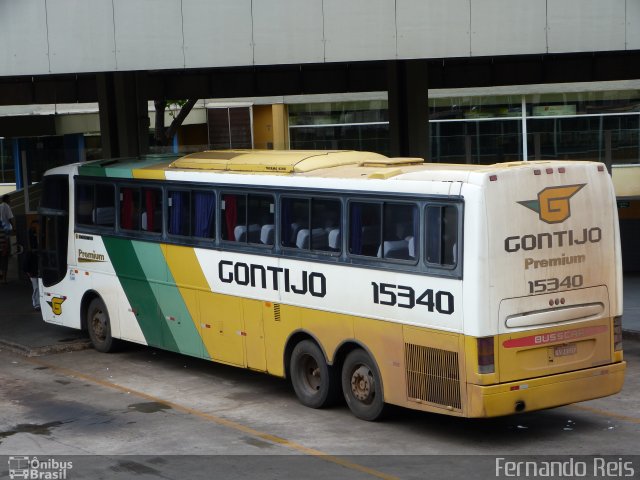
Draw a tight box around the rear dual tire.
[290,341,385,421]
[341,349,385,421]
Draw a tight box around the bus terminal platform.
[0,260,639,357]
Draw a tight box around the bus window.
[349,201,417,260]
[222,193,273,245]
[281,197,308,248]
[168,190,191,236]
[349,202,380,257]
[120,187,141,231]
[141,187,162,233]
[76,183,115,228]
[281,197,341,252]
[425,205,458,267]
[248,194,274,245]
[192,191,216,239]
[382,203,418,260]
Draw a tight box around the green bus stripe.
[132,242,207,358]
[102,237,178,352]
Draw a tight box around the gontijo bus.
[37,150,625,420]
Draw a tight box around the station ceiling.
[1,52,639,107]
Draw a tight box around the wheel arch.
[283,329,329,380]
[333,339,385,400]
[80,290,102,332]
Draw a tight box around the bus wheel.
[87,298,118,353]
[341,349,385,421]
[290,340,339,409]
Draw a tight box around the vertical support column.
[172,134,179,154]
[12,139,22,190]
[77,134,86,162]
[97,72,150,159]
[271,104,289,150]
[387,60,429,160]
[604,130,612,173]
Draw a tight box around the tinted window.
[281,197,341,252]
[76,182,115,228]
[349,201,417,260]
[425,205,458,267]
[222,193,274,246]
[168,190,216,239]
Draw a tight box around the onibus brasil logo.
[518,184,586,224]
[8,456,73,479]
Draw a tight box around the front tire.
[341,349,385,421]
[290,340,340,408]
[87,297,119,353]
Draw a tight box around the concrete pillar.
[271,104,289,150]
[97,72,150,159]
[387,60,429,160]
[12,139,22,189]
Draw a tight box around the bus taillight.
[477,337,495,374]
[614,316,623,351]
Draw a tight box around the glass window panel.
[426,206,458,267]
[382,203,417,261]
[193,191,216,239]
[168,190,191,236]
[94,184,115,227]
[120,187,140,231]
[141,187,162,233]
[221,193,246,242]
[311,198,341,252]
[76,183,94,225]
[281,197,309,248]
[349,202,381,257]
[248,194,274,245]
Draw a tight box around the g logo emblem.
[47,296,66,315]
[518,184,585,224]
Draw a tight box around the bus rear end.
[466,161,625,417]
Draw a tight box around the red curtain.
[224,195,237,241]
[121,188,133,230]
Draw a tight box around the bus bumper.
[466,361,626,418]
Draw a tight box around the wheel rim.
[300,354,322,392]
[91,309,107,342]
[350,364,375,404]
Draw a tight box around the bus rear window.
[425,205,458,267]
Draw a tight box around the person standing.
[0,225,8,283]
[23,220,40,309]
[0,194,15,232]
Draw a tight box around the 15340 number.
[371,282,454,314]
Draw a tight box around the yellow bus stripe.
[132,163,169,180]
[162,245,215,358]
[25,356,398,480]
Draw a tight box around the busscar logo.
[518,184,586,224]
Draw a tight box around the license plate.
[554,344,577,357]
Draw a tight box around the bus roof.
[71,150,605,186]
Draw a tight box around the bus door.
[39,175,70,289]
